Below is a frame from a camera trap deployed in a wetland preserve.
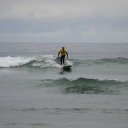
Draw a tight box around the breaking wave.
[0,55,73,68]
[0,56,128,68]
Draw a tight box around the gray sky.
[0,0,128,43]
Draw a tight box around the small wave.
[0,55,65,68]
[39,77,128,94]
[45,77,124,86]
[73,57,128,67]
[29,123,51,126]
[1,56,126,68]
[98,57,128,64]
[0,55,74,68]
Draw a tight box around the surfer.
[58,47,68,65]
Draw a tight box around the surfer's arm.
[66,52,68,59]
[58,52,60,57]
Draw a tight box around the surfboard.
[62,65,72,69]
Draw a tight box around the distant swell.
[39,78,128,94]
[97,57,128,64]
[73,57,128,67]
[42,77,125,85]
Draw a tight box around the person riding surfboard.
[58,47,68,65]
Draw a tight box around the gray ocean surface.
[0,42,128,128]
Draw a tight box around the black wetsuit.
[60,55,65,65]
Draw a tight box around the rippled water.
[0,42,128,128]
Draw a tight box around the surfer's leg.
[60,56,63,65]
[62,55,65,65]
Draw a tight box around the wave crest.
[39,77,128,94]
[0,56,35,67]
[1,56,127,68]
[0,55,60,68]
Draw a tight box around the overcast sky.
[0,0,128,43]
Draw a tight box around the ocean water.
[0,42,128,128]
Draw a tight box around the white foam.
[34,55,54,62]
[32,59,61,68]
[44,60,61,68]
[0,55,72,68]
[65,60,73,66]
[0,56,35,67]
[32,63,43,67]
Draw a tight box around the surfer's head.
[62,47,65,50]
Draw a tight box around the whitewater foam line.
[0,56,35,67]
[0,55,64,68]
